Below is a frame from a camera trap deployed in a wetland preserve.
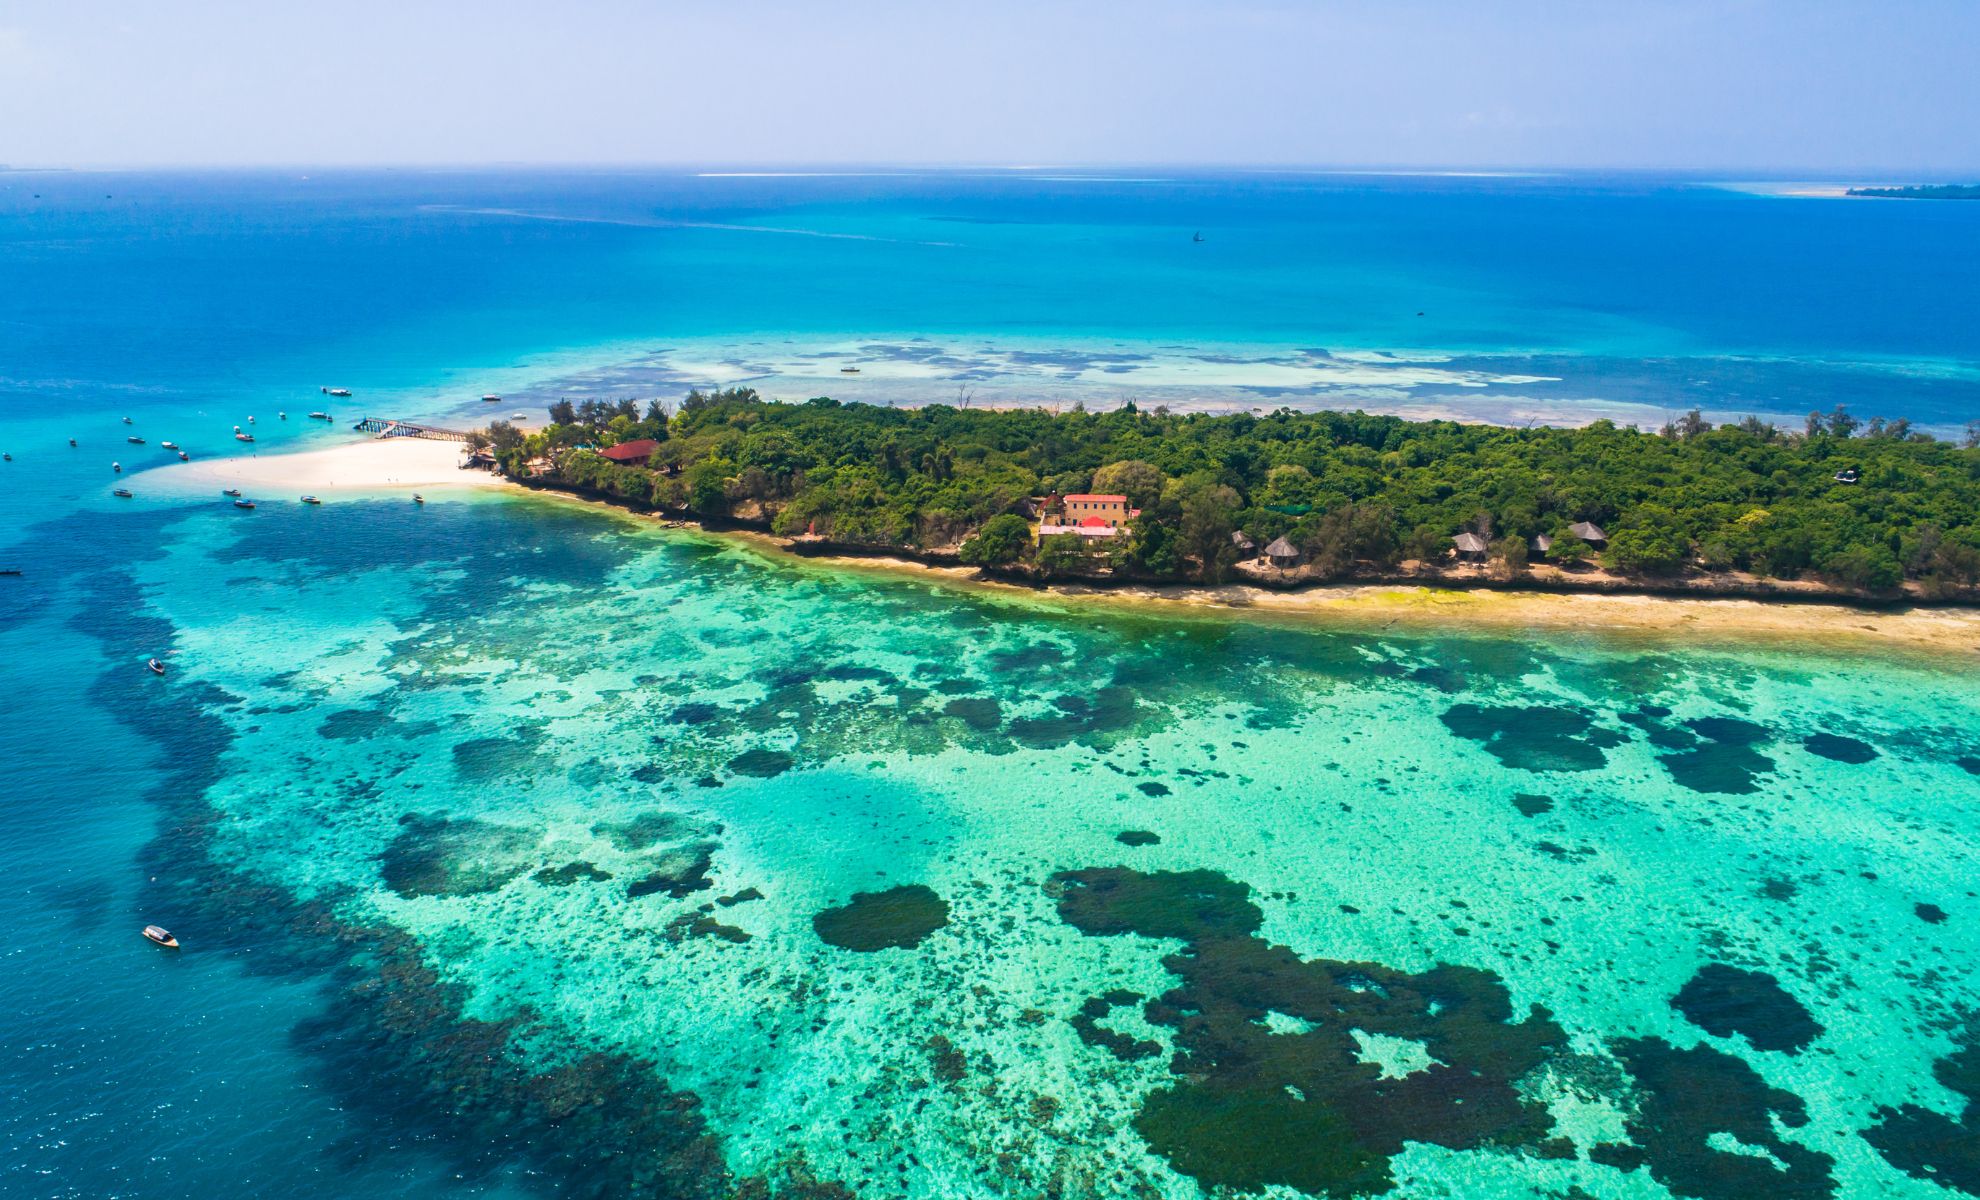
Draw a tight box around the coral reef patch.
[812,885,950,951]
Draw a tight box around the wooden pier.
[352,416,470,442]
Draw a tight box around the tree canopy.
[494,393,1980,594]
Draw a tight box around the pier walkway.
[352,416,470,442]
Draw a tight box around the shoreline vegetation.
[1845,184,1980,200]
[469,389,1980,611]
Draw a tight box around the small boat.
[113,462,122,472]
[222,488,242,497]
[161,441,178,449]
[840,366,861,373]
[113,488,133,498]
[69,438,77,447]
[122,417,134,425]
[412,494,425,504]
[0,569,20,576]
[142,925,179,949]
[127,435,145,444]
[1192,231,1204,243]
[301,495,322,505]
[482,393,502,402]
[247,416,256,423]
[2,453,10,462]
[511,412,528,420]
[308,412,330,421]
[325,387,352,397]
[178,451,189,461]
[278,412,287,420]
[233,499,256,509]
[235,432,254,442]
[147,658,166,675]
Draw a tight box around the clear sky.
[2,0,1976,171]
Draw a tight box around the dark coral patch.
[1440,703,1625,772]
[812,884,950,951]
[1052,867,1261,941]
[727,748,793,778]
[379,814,540,898]
[1671,964,1822,1053]
[669,701,722,725]
[1051,867,1565,1196]
[1115,830,1162,847]
[1604,1037,1834,1200]
[1136,781,1172,797]
[1803,733,1878,764]
[533,861,612,887]
[1959,756,1980,776]
[317,707,392,740]
[1867,1024,1980,1193]
[1071,989,1162,1061]
[941,696,1002,730]
[1917,902,1949,924]
[1658,717,1776,795]
[1513,793,1555,816]
[450,732,545,782]
[626,843,717,900]
[664,913,750,944]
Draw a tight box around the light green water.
[135,491,1980,1199]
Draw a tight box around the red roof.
[1077,515,1112,528]
[1062,494,1127,504]
[598,439,659,463]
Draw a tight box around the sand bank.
[136,437,509,496]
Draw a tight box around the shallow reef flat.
[117,493,1980,1199]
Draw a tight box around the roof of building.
[1062,493,1128,504]
[1454,532,1488,553]
[1077,515,1113,528]
[1264,536,1300,557]
[1568,521,1608,541]
[598,439,660,463]
[1232,531,1256,549]
[1532,534,1555,551]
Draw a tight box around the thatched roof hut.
[1263,536,1302,567]
[1453,532,1488,559]
[1567,521,1608,545]
[1531,533,1554,555]
[1232,530,1256,553]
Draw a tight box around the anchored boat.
[113,487,133,498]
[147,658,166,675]
[142,925,179,949]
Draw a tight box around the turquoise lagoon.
[4,170,1980,1199]
[11,487,1979,1199]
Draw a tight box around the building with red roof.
[598,439,660,464]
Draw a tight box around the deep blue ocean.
[3,170,1979,1200]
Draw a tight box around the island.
[470,391,1980,604]
[1846,184,1980,200]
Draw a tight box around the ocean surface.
[2,169,1979,1200]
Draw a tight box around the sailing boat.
[1192,231,1204,243]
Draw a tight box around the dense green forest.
[479,391,1980,593]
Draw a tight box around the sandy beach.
[135,437,510,496]
[692,524,1980,664]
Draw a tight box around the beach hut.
[1263,536,1302,568]
[1567,521,1608,548]
[1232,530,1257,556]
[1453,532,1488,561]
[1531,533,1554,557]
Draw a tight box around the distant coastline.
[1846,184,1980,200]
